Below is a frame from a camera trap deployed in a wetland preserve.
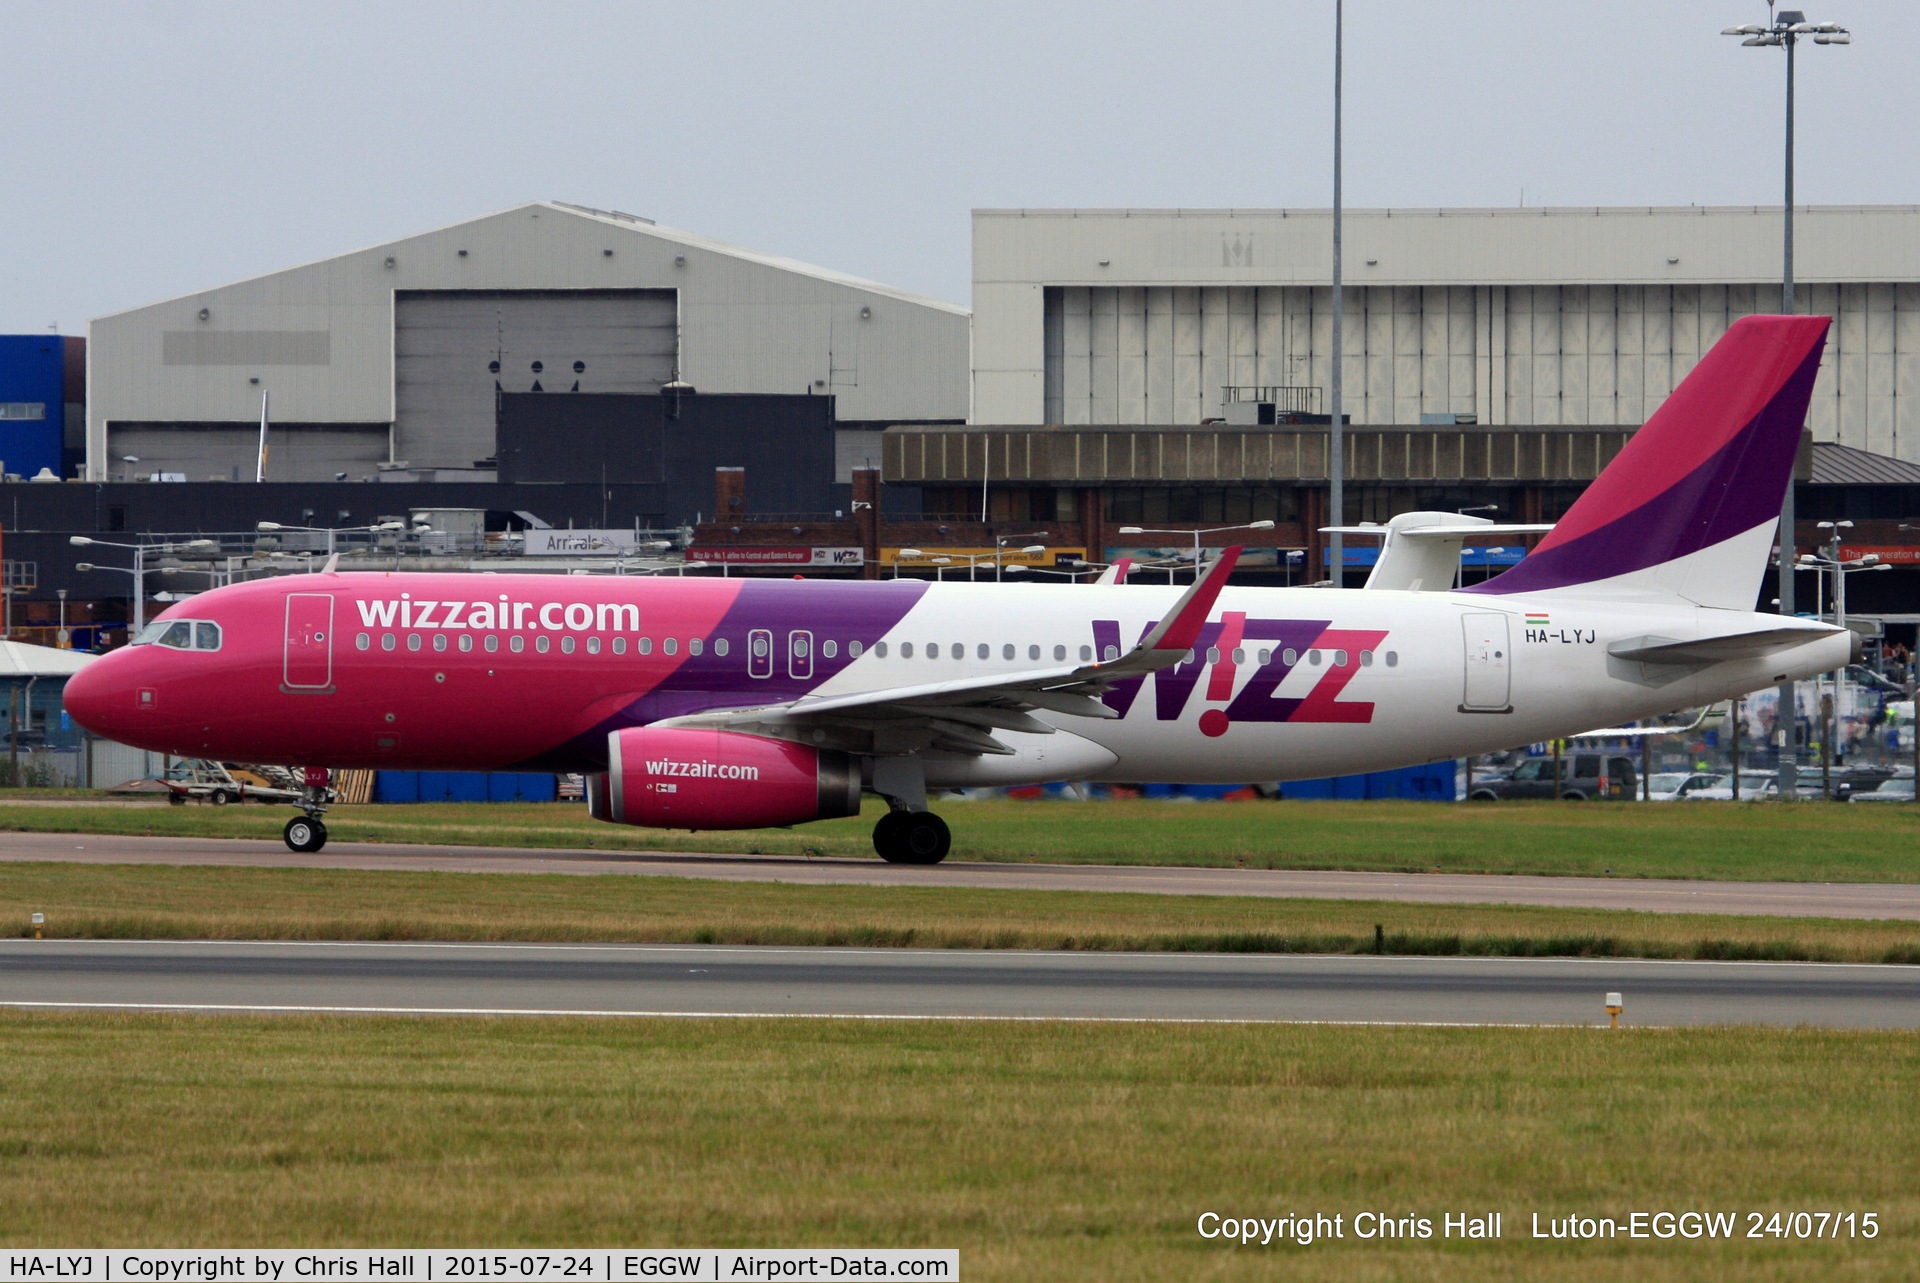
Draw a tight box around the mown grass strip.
[2,861,1916,965]
[0,1010,1912,1279]
[6,794,1919,882]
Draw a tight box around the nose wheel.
[283,815,328,853]
[873,810,950,865]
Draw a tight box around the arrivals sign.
[696,546,865,567]
[521,530,644,557]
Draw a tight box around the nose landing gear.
[284,814,328,854]
[283,766,334,853]
[872,810,950,864]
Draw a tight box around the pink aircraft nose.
[62,656,117,737]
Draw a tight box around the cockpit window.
[134,620,216,650]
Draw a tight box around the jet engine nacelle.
[587,727,862,830]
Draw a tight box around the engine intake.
[587,727,861,830]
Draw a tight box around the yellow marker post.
[1605,991,1623,1029]
[30,913,43,941]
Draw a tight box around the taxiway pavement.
[2,939,1916,1027]
[4,830,1918,921]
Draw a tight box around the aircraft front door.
[1460,612,1512,713]
[284,593,335,692]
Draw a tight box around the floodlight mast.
[1328,0,1345,589]
[1721,1,1849,800]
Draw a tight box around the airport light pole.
[1797,529,1888,785]
[69,537,213,635]
[1328,0,1345,588]
[1116,521,1275,581]
[993,532,1049,583]
[1722,3,1849,797]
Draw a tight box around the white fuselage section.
[805,582,1850,786]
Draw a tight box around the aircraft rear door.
[283,593,335,692]
[1459,612,1512,713]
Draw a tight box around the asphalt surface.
[4,830,1920,920]
[2,939,1917,1027]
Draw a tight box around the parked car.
[1849,776,1918,803]
[1642,771,1725,801]
[1466,753,1638,800]
[1685,772,1781,801]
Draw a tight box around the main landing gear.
[872,810,950,865]
[283,766,333,853]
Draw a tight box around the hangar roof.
[95,200,968,321]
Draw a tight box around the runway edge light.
[30,913,43,940]
[1605,992,1624,1028]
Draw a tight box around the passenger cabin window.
[848,640,864,658]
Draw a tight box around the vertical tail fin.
[1464,314,1829,608]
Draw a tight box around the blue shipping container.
[0,335,66,480]
[1281,762,1456,801]
[374,771,557,803]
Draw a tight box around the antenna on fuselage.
[320,552,339,574]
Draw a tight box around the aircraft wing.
[652,548,1242,755]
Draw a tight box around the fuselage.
[62,570,1851,788]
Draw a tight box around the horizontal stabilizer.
[1607,626,1843,666]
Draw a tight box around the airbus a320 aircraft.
[64,316,1854,863]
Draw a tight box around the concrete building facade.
[973,206,1920,462]
[88,202,970,481]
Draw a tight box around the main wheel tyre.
[872,811,911,862]
[283,816,328,853]
[896,812,950,865]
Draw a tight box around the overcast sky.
[2,0,1914,333]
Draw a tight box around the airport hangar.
[81,200,967,498]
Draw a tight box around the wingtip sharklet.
[1142,546,1241,654]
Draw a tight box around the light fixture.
[383,256,395,268]
[69,536,93,546]
[1117,526,1144,535]
[1021,544,1047,555]
[1249,519,1276,530]
[197,307,210,321]
[674,255,687,267]
[859,306,872,320]
[74,563,93,572]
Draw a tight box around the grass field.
[5,861,1918,964]
[0,1010,1910,1279]
[5,794,1920,882]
